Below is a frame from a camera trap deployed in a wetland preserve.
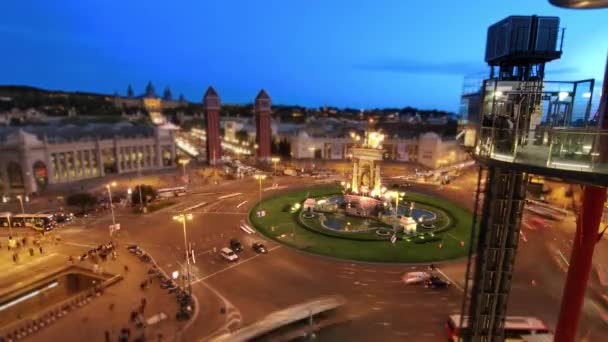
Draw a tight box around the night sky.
[1,0,606,112]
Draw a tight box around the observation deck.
[472,78,608,186]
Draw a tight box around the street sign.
[390,235,397,244]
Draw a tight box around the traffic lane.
[204,247,461,340]
[508,215,608,341]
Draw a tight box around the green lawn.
[250,185,473,263]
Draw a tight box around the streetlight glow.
[174,212,194,296]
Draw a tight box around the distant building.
[290,131,467,169]
[113,82,188,125]
[0,123,176,195]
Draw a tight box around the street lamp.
[178,158,190,183]
[173,213,193,296]
[254,174,267,205]
[271,157,280,175]
[105,182,117,239]
[15,195,25,214]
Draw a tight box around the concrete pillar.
[351,160,359,193]
[116,140,123,173]
[555,186,607,342]
[254,89,272,163]
[76,150,83,178]
[155,129,163,167]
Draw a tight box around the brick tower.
[254,89,272,163]
[203,86,222,165]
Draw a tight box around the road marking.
[218,193,242,200]
[236,200,248,208]
[181,201,208,212]
[363,269,377,273]
[558,250,570,266]
[239,222,255,234]
[435,268,464,292]
[191,245,282,284]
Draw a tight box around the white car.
[402,271,431,285]
[220,247,239,262]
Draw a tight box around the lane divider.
[239,221,255,234]
[182,201,208,212]
[236,200,248,209]
[218,193,242,200]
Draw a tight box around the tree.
[131,185,157,205]
[66,193,97,214]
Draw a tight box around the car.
[425,276,450,289]
[402,271,431,285]
[252,243,267,254]
[230,239,244,253]
[220,247,239,261]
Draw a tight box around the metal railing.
[475,126,608,174]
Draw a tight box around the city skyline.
[1,1,607,112]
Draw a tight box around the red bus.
[446,314,551,341]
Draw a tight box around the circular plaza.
[249,184,473,263]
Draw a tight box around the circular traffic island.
[249,185,473,263]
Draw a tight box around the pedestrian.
[39,246,43,254]
[12,252,18,263]
[104,330,110,342]
[22,237,26,246]
[29,248,34,256]
[112,251,117,260]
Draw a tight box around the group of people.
[70,241,117,264]
[5,235,44,263]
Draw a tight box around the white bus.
[157,186,187,199]
[7,213,56,231]
[446,315,551,341]
[0,212,12,228]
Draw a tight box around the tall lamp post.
[106,182,117,240]
[173,213,193,296]
[15,195,25,214]
[271,157,280,175]
[178,158,190,184]
[254,174,266,206]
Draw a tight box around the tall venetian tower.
[203,86,222,165]
[254,89,272,163]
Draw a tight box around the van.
[220,247,239,261]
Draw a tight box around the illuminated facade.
[350,129,385,195]
[0,124,176,195]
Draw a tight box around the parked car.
[220,247,239,261]
[425,276,450,289]
[402,271,431,285]
[252,243,267,254]
[230,239,244,253]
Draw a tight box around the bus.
[0,212,12,228]
[446,315,551,341]
[7,213,56,231]
[157,186,187,199]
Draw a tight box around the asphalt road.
[10,168,607,341]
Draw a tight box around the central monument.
[344,122,386,217]
[350,129,384,196]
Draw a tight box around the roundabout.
[249,184,474,263]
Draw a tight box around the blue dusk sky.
[1,0,606,112]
